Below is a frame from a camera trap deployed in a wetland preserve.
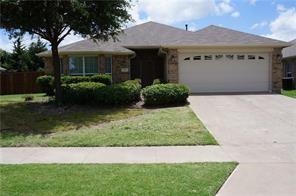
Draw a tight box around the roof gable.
[283,39,296,58]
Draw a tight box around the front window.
[69,56,98,76]
[69,57,83,75]
[105,56,112,74]
[85,56,99,75]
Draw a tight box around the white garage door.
[179,53,270,93]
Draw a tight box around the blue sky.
[1,0,295,52]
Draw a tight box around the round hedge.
[142,83,190,106]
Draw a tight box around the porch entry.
[130,49,165,86]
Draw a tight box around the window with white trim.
[105,56,112,74]
[248,55,256,60]
[215,55,223,60]
[205,55,212,60]
[226,55,234,60]
[237,55,245,60]
[193,56,201,60]
[69,56,98,75]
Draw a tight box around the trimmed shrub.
[37,74,112,96]
[142,83,190,106]
[61,76,89,84]
[90,74,112,85]
[36,75,54,96]
[62,82,106,104]
[61,80,141,105]
[61,74,112,85]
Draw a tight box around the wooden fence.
[0,72,45,95]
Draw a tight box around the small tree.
[0,0,132,104]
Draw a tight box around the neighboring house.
[38,21,290,93]
[282,39,296,88]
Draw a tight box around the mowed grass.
[0,93,217,147]
[282,90,296,98]
[0,163,237,196]
[0,93,49,104]
[1,94,144,133]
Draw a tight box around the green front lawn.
[282,90,296,98]
[0,163,237,196]
[0,94,217,147]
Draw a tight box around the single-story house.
[282,39,296,88]
[38,21,290,93]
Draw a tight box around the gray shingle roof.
[38,21,290,56]
[282,39,296,58]
[188,25,289,46]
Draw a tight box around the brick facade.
[166,49,178,83]
[271,48,283,92]
[112,55,130,83]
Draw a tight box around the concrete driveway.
[189,94,296,196]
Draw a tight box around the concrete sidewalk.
[0,146,233,164]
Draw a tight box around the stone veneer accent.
[272,48,283,92]
[167,49,178,83]
[112,55,130,83]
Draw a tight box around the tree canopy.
[0,37,47,71]
[0,0,132,104]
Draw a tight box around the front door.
[131,49,164,86]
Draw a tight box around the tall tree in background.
[0,37,47,71]
[27,38,47,71]
[0,0,132,104]
[10,36,27,71]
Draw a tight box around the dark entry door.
[130,49,164,86]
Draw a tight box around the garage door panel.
[179,53,270,93]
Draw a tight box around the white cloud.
[231,11,240,17]
[215,0,234,15]
[130,0,238,24]
[276,4,286,12]
[248,0,257,5]
[251,21,268,29]
[265,7,296,41]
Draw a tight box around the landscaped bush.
[61,80,141,105]
[61,74,111,85]
[62,82,106,104]
[142,83,190,106]
[36,75,54,96]
[37,74,112,96]
[61,75,89,84]
[90,74,112,85]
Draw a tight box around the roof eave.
[162,44,291,48]
[37,50,135,57]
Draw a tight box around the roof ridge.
[124,21,194,33]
